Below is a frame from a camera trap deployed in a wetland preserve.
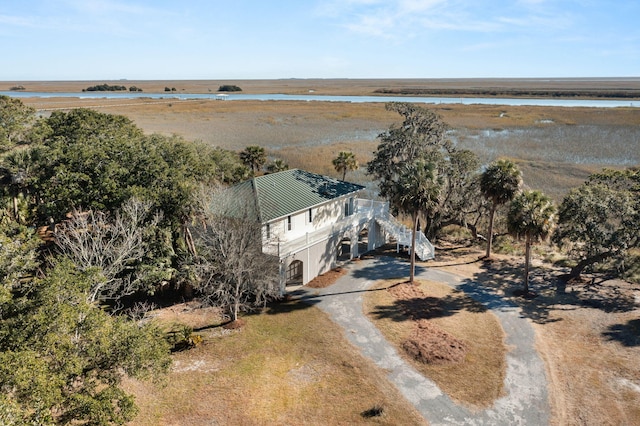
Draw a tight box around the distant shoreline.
[2,78,640,100]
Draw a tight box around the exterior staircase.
[375,215,435,261]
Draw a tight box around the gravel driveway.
[294,256,550,425]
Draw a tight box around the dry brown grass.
[21,94,640,201]
[362,278,506,409]
[431,246,640,426]
[124,300,426,426]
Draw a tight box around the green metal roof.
[228,169,365,223]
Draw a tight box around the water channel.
[2,91,638,108]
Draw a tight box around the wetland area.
[10,78,640,202]
[4,78,640,425]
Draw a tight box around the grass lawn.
[123,300,427,426]
[362,278,507,409]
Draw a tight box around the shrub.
[166,324,203,352]
[218,85,242,92]
[83,84,127,92]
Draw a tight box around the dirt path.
[294,256,549,425]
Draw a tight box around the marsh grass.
[362,279,507,408]
[25,97,640,201]
[124,300,426,425]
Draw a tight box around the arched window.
[286,260,303,286]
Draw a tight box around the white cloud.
[318,0,585,39]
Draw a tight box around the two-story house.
[225,169,434,293]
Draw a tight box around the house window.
[344,202,351,217]
[308,208,313,223]
[287,216,292,231]
[266,223,271,239]
[286,260,303,285]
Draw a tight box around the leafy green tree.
[8,108,246,297]
[26,110,242,224]
[480,159,522,259]
[434,148,483,239]
[367,103,448,200]
[0,247,171,424]
[553,167,640,280]
[368,102,481,241]
[507,190,556,294]
[390,160,440,283]
[0,149,39,223]
[239,145,267,175]
[332,151,358,181]
[0,95,36,151]
[218,85,242,92]
[0,222,41,306]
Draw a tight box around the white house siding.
[263,197,356,249]
[281,232,341,288]
[256,199,396,292]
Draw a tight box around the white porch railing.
[263,199,388,258]
[262,198,434,261]
[374,216,435,261]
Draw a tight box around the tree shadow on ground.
[369,286,487,323]
[602,319,640,347]
[263,295,320,315]
[352,255,428,281]
[469,257,638,324]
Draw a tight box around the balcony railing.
[263,199,389,258]
[262,198,434,261]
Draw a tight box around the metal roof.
[228,169,365,223]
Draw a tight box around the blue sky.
[1,0,638,80]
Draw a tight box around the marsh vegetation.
[3,80,639,424]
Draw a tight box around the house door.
[337,237,352,262]
[286,260,303,286]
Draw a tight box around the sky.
[1,0,639,80]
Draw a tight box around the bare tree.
[54,197,160,303]
[192,190,279,323]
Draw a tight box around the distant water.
[2,91,638,108]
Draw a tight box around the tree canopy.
[267,158,289,173]
[0,95,37,151]
[0,107,250,306]
[508,190,556,294]
[553,167,640,280]
[239,145,267,175]
[390,160,440,283]
[367,102,482,240]
[27,109,243,225]
[480,159,522,258]
[332,151,358,181]
[0,258,171,425]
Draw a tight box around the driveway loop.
[293,257,549,425]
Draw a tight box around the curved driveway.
[294,256,550,425]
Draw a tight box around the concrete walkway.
[293,256,550,425]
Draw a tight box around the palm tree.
[507,190,555,295]
[239,145,266,175]
[391,160,439,284]
[480,159,522,259]
[332,151,358,181]
[266,158,289,173]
